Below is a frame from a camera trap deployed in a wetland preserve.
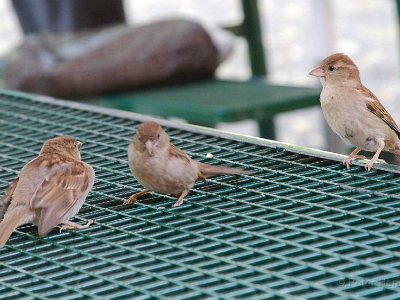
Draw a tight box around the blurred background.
[1,0,399,153]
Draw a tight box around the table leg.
[258,118,276,140]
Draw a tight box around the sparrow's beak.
[145,140,155,156]
[76,141,82,150]
[309,67,326,77]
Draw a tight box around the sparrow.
[0,136,95,247]
[309,53,400,170]
[125,121,251,207]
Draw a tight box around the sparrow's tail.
[197,162,252,179]
[0,206,30,248]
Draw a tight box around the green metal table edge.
[6,88,400,175]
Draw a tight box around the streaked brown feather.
[0,176,19,221]
[359,86,400,139]
[197,162,251,178]
[168,143,191,164]
[320,53,356,68]
[197,171,206,181]
[30,157,93,236]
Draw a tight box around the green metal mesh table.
[1,90,400,299]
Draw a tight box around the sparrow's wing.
[30,156,94,236]
[358,85,400,138]
[0,176,19,221]
[168,143,211,180]
[168,143,191,164]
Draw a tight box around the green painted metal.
[241,0,267,76]
[223,0,267,76]
[92,80,320,140]
[1,90,400,299]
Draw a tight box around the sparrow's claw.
[364,145,385,171]
[342,154,366,168]
[366,161,375,171]
[172,190,189,207]
[123,190,149,205]
[365,158,386,171]
[376,159,387,164]
[172,199,184,207]
[342,158,352,169]
[123,195,138,205]
[59,219,94,233]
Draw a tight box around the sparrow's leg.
[366,142,385,171]
[59,219,94,233]
[172,190,189,207]
[343,147,365,168]
[123,189,149,205]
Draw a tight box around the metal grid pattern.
[1,90,400,299]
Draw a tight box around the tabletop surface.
[1,90,400,299]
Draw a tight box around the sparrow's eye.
[328,65,336,72]
[157,134,161,138]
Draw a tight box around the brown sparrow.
[309,53,400,170]
[125,121,251,207]
[0,136,95,247]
